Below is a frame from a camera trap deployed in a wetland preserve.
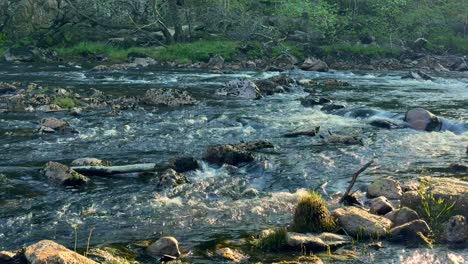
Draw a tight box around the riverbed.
[0,63,467,262]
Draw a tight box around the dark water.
[0,63,467,262]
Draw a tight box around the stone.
[367,178,402,199]
[203,144,254,166]
[389,220,431,245]
[401,177,468,218]
[39,117,76,134]
[24,240,97,264]
[449,163,468,173]
[142,88,197,107]
[369,196,394,215]
[43,161,90,186]
[215,248,248,262]
[218,79,261,99]
[300,95,332,107]
[147,237,180,257]
[445,215,467,243]
[168,157,199,173]
[155,169,188,189]
[286,232,351,251]
[385,207,419,227]
[254,79,286,95]
[332,206,392,237]
[0,82,18,94]
[272,53,298,69]
[207,55,225,69]
[71,158,104,166]
[300,57,329,72]
[321,79,351,88]
[284,127,320,138]
[321,104,345,113]
[326,135,362,145]
[402,70,435,81]
[86,248,129,264]
[0,251,16,261]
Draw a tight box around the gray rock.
[142,88,197,107]
[284,127,320,138]
[155,169,188,189]
[218,79,261,99]
[286,232,351,251]
[147,237,180,257]
[332,206,392,237]
[326,135,362,145]
[367,178,402,199]
[385,207,419,227]
[43,161,90,186]
[24,240,98,264]
[71,158,104,166]
[300,95,332,107]
[300,57,329,72]
[272,53,298,70]
[203,141,273,166]
[445,215,467,243]
[389,220,431,245]
[369,196,394,215]
[39,117,77,134]
[207,55,224,69]
[168,157,199,173]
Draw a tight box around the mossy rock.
[290,192,336,233]
[53,97,76,109]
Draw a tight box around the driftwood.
[72,163,156,176]
[339,160,374,203]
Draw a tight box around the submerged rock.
[402,70,435,81]
[71,158,104,166]
[24,240,97,264]
[300,95,332,107]
[326,135,362,145]
[215,248,248,262]
[43,161,90,186]
[369,196,394,215]
[147,237,180,257]
[155,169,188,189]
[286,232,351,251]
[168,156,200,173]
[218,79,261,99]
[445,215,467,243]
[0,82,18,94]
[389,220,431,246]
[332,206,392,237]
[401,177,468,218]
[367,178,402,200]
[142,88,197,107]
[284,127,320,138]
[385,207,419,227]
[321,79,351,88]
[38,117,77,134]
[300,57,329,72]
[203,141,273,166]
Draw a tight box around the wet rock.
[155,169,188,189]
[71,158,104,166]
[367,241,384,250]
[321,79,351,88]
[401,180,419,192]
[271,53,298,70]
[0,82,17,94]
[300,57,329,72]
[286,232,351,251]
[142,88,197,107]
[300,95,332,107]
[367,178,402,199]
[332,206,392,237]
[203,144,254,166]
[401,177,468,218]
[207,55,225,69]
[233,141,274,151]
[402,70,435,81]
[449,163,468,173]
[24,240,98,264]
[43,161,90,186]
[0,251,16,261]
[326,135,362,145]
[168,157,200,173]
[241,188,259,198]
[218,79,261,99]
[445,215,467,243]
[215,248,248,262]
[36,104,63,112]
[389,220,431,245]
[255,79,286,96]
[284,127,320,138]
[321,104,345,113]
[385,207,419,227]
[38,117,77,134]
[147,237,180,257]
[369,119,400,129]
[369,196,394,215]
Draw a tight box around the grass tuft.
[290,191,336,233]
[53,97,76,109]
[257,228,288,251]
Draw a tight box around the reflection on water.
[0,63,467,262]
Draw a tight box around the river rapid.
[0,63,467,263]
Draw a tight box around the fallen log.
[72,163,157,176]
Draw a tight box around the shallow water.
[0,63,467,262]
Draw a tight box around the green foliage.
[415,181,456,240]
[0,33,8,46]
[271,42,304,60]
[322,44,401,58]
[290,191,336,233]
[257,228,288,251]
[53,97,76,109]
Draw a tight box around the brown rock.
[147,237,180,257]
[0,251,16,261]
[332,206,392,237]
[389,220,431,245]
[445,215,467,243]
[367,178,402,199]
[384,207,419,227]
[43,161,90,186]
[39,117,76,134]
[155,169,188,189]
[24,240,97,264]
[300,57,329,72]
[369,196,394,215]
[71,158,104,166]
[215,248,248,262]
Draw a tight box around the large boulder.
[367,178,402,200]
[38,117,77,134]
[445,215,467,243]
[24,240,97,264]
[300,95,332,107]
[218,79,261,99]
[168,157,199,173]
[389,220,431,246]
[300,57,329,72]
[332,206,392,237]
[0,82,18,94]
[203,141,273,166]
[142,88,197,107]
[401,177,468,218]
[43,161,90,186]
[207,55,225,69]
[147,237,180,257]
[384,207,419,227]
[286,232,351,251]
[369,196,394,215]
[155,169,188,189]
[271,53,298,70]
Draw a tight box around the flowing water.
[0,63,467,262]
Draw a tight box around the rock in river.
[147,237,181,257]
[215,248,248,262]
[286,232,351,251]
[168,156,200,173]
[203,141,274,166]
[71,157,105,166]
[24,240,97,264]
[38,117,77,134]
[389,220,431,246]
[218,79,261,99]
[384,207,419,227]
[369,196,394,215]
[367,178,402,200]
[142,88,197,107]
[332,206,392,237]
[43,161,90,186]
[155,169,188,189]
[300,57,329,72]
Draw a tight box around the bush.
[290,191,336,233]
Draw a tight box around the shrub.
[290,191,336,233]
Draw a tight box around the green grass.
[290,191,336,233]
[245,41,304,59]
[53,97,76,109]
[53,40,240,63]
[257,228,288,251]
[321,44,401,58]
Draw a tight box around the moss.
[290,191,336,233]
[53,97,76,109]
[257,228,288,251]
